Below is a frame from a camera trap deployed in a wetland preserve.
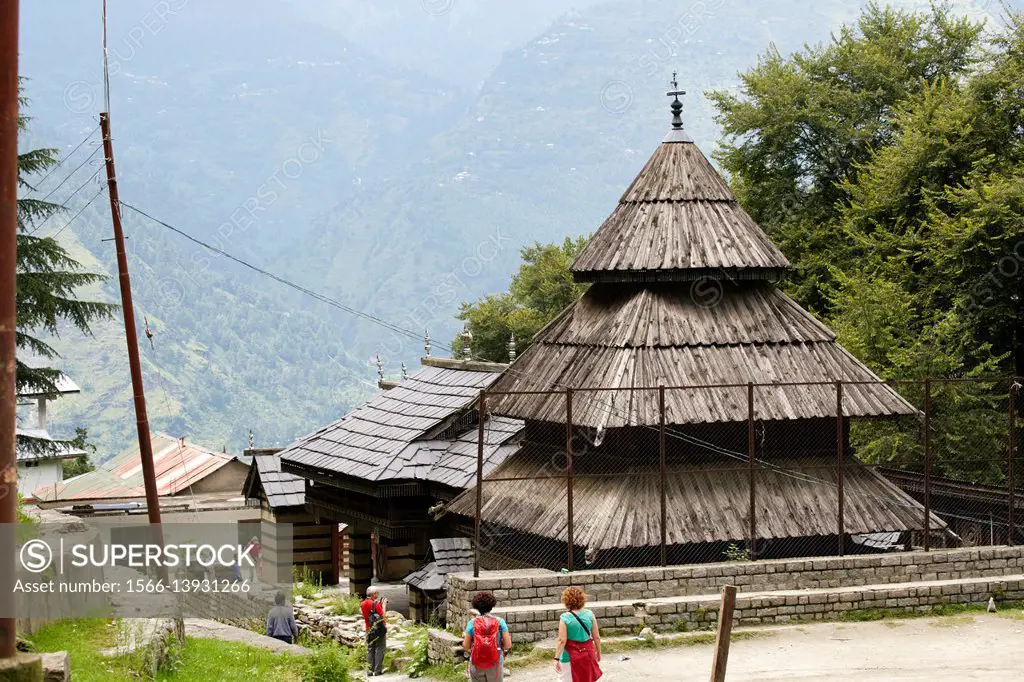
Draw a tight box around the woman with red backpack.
[462,591,512,682]
[553,586,603,682]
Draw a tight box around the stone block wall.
[427,629,464,665]
[446,546,1024,642]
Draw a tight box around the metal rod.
[474,390,485,577]
[836,380,845,556]
[0,0,20,660]
[100,113,166,583]
[1009,381,1017,546]
[747,382,756,560]
[566,387,574,573]
[923,379,931,552]
[659,385,667,567]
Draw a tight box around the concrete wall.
[447,546,1024,643]
[187,460,250,495]
[19,459,64,500]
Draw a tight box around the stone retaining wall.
[446,546,1024,642]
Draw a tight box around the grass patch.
[928,615,974,628]
[420,661,466,681]
[330,593,363,617]
[28,619,310,681]
[838,601,1023,624]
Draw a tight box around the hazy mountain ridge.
[18,0,1004,459]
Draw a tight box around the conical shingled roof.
[571,137,790,283]
[488,93,916,427]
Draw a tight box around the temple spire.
[663,72,692,143]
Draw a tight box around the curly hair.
[561,586,587,610]
[471,591,497,614]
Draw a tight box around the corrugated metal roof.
[280,365,523,486]
[571,140,790,280]
[16,428,86,462]
[32,433,237,502]
[446,445,944,551]
[16,357,81,397]
[246,454,305,509]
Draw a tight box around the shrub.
[302,644,352,682]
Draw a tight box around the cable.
[26,123,100,190]
[46,186,107,241]
[34,146,101,204]
[119,201,429,343]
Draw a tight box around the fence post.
[660,385,667,567]
[474,389,486,577]
[836,380,845,557]
[1009,381,1017,546]
[923,379,931,552]
[747,382,756,560]
[566,387,574,572]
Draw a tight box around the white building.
[16,363,85,500]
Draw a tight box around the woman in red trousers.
[553,586,603,682]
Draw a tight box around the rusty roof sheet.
[280,365,523,486]
[32,433,236,502]
[446,446,944,551]
[571,140,790,280]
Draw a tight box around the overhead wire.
[33,146,101,205]
[26,122,100,190]
[46,186,107,241]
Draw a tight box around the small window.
[23,460,39,468]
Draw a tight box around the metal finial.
[460,326,473,359]
[375,353,384,381]
[424,329,431,357]
[667,71,685,130]
[507,332,517,362]
[401,362,408,381]
[248,429,254,449]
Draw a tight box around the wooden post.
[747,383,756,560]
[474,390,486,577]
[709,585,738,682]
[566,388,574,572]
[659,386,667,567]
[0,0,19,661]
[1009,382,1017,546]
[923,379,931,552]
[836,381,845,556]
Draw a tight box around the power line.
[26,123,100,190]
[35,145,101,204]
[47,186,107,241]
[119,201,429,344]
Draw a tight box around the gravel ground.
[510,612,1024,681]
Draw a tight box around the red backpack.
[470,616,501,669]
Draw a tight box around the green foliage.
[404,633,430,678]
[723,544,751,562]
[301,644,352,682]
[330,593,363,617]
[16,85,116,458]
[456,236,589,361]
[63,426,98,478]
[292,565,324,600]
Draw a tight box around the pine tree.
[16,83,116,455]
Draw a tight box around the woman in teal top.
[552,586,602,681]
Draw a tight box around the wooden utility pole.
[709,585,738,682]
[99,113,162,529]
[0,0,20,661]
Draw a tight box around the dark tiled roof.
[280,365,523,486]
[403,537,474,591]
[248,454,305,509]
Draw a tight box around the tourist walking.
[361,585,388,676]
[266,591,298,645]
[552,586,602,682]
[462,591,512,682]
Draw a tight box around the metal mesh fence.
[466,377,1021,575]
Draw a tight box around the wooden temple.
[444,82,943,569]
[280,352,523,596]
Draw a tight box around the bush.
[331,594,362,616]
[293,566,324,600]
[302,645,352,682]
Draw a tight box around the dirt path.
[512,613,1024,681]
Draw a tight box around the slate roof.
[33,433,238,502]
[403,538,474,592]
[280,364,523,487]
[244,454,305,509]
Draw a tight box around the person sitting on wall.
[463,591,512,682]
[361,585,388,677]
[266,591,298,645]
